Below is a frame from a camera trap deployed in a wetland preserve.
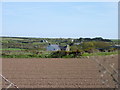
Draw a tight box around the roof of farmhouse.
[47,44,61,50]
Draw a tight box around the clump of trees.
[74,37,112,42]
[80,41,111,53]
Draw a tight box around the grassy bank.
[1,51,118,58]
[82,51,118,57]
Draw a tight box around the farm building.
[47,44,70,51]
[47,44,61,51]
[40,40,48,43]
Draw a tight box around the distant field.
[2,38,25,40]
[0,48,25,50]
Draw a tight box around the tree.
[81,42,95,53]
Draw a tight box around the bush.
[50,50,83,58]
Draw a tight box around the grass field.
[0,48,25,50]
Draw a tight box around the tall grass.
[82,51,118,57]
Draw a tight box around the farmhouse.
[47,44,70,51]
[59,45,70,51]
[47,44,61,51]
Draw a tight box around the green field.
[0,48,25,50]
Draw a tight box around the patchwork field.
[1,55,118,89]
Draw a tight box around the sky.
[2,2,118,39]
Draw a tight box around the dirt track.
[1,55,118,88]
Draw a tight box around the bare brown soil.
[1,55,118,88]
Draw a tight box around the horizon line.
[0,35,118,39]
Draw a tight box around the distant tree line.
[74,37,112,42]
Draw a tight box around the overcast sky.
[2,2,118,39]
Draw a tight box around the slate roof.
[47,44,69,51]
[47,44,61,51]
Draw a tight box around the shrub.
[50,50,83,58]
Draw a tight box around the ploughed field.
[2,55,118,88]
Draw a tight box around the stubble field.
[1,55,118,89]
